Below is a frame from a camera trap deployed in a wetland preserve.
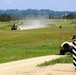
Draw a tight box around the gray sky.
[0,0,76,11]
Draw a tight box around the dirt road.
[0,55,75,75]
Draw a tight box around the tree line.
[0,13,76,22]
[0,14,11,22]
[63,13,76,19]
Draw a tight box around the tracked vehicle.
[11,23,20,30]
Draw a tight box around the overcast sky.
[0,0,76,11]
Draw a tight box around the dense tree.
[0,14,11,22]
[63,13,76,19]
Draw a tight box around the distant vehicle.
[11,23,20,30]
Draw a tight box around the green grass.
[38,55,73,66]
[0,19,76,63]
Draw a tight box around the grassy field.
[0,19,76,63]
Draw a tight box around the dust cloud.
[19,17,51,30]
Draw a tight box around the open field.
[0,19,76,63]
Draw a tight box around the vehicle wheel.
[63,43,70,51]
[60,50,65,55]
